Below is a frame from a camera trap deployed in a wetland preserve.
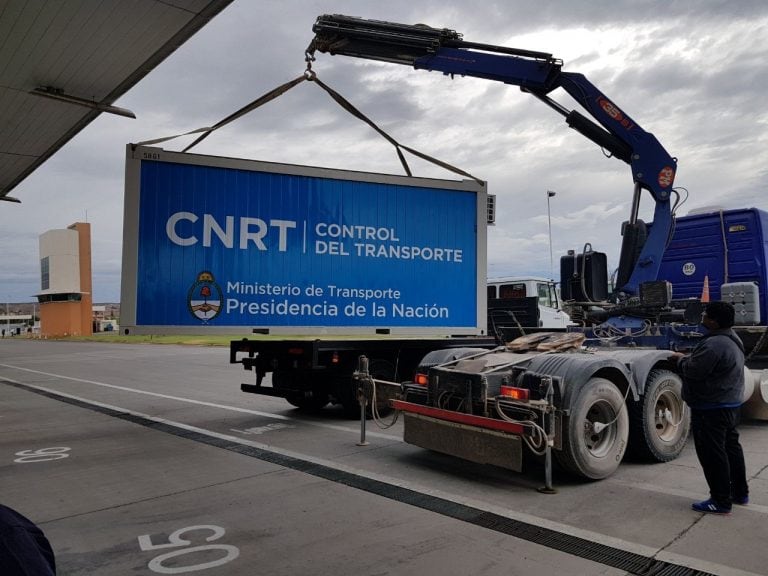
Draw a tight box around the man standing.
[670,301,749,514]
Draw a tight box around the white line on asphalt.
[611,478,768,515]
[0,363,397,440]
[3,376,762,576]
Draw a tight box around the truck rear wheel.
[285,391,329,411]
[628,369,689,462]
[274,370,329,411]
[556,378,629,480]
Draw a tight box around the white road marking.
[230,423,295,435]
[0,363,397,440]
[611,478,768,515]
[2,376,762,576]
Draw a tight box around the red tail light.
[332,352,339,364]
[499,385,529,401]
[413,373,429,386]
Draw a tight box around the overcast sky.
[4,0,768,303]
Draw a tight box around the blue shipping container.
[121,146,488,334]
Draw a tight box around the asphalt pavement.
[1,339,766,576]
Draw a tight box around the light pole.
[547,190,556,279]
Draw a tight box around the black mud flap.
[403,413,523,472]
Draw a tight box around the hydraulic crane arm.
[309,14,679,296]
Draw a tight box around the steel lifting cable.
[137,59,484,185]
[182,74,310,152]
[308,74,483,184]
[135,73,309,149]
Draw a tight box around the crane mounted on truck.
[307,14,678,300]
[300,14,765,480]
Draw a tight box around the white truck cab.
[487,276,572,328]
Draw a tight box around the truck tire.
[555,378,629,480]
[627,369,689,462]
[285,391,329,411]
[273,371,329,411]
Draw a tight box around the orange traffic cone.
[701,275,710,303]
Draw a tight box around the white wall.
[38,228,80,294]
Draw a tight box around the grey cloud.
[4,0,768,302]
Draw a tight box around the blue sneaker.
[732,495,749,506]
[692,499,731,514]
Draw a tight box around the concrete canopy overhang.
[0,0,233,203]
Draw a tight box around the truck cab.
[487,276,572,328]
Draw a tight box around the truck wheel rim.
[654,389,683,442]
[584,400,617,457]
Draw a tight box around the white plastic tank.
[742,368,768,420]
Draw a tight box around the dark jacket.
[0,505,56,576]
[677,328,745,408]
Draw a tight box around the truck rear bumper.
[392,400,524,472]
[240,383,287,398]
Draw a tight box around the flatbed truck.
[289,14,768,480]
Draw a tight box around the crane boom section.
[310,14,678,295]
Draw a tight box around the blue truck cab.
[658,207,768,325]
